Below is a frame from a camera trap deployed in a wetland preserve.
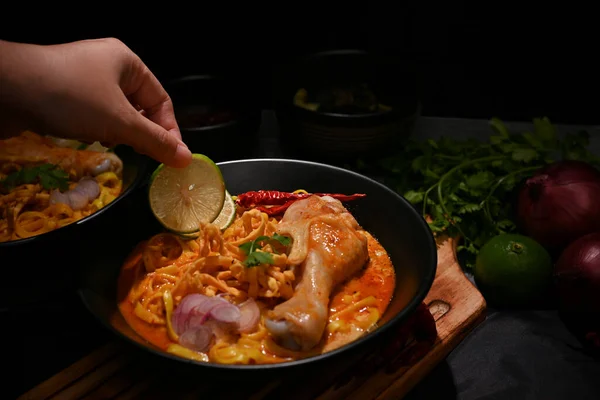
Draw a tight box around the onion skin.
[517,160,600,253]
[554,231,600,314]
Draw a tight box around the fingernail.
[174,142,192,165]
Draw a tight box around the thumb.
[126,112,192,168]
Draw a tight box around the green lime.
[148,154,226,234]
[474,233,553,307]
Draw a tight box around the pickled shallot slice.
[172,294,227,335]
[49,177,100,210]
[238,298,260,333]
[209,303,241,324]
[179,325,213,352]
[171,294,261,352]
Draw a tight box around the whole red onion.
[554,231,600,352]
[554,231,600,314]
[517,160,600,253]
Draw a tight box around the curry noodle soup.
[0,131,124,242]
[117,193,396,364]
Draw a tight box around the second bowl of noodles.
[0,131,148,306]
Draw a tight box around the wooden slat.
[112,381,152,400]
[80,358,153,400]
[49,352,136,400]
[17,342,124,400]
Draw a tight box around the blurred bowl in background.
[166,75,262,162]
[1,144,148,307]
[273,49,420,163]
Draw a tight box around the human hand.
[0,38,192,168]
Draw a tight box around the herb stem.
[437,155,464,161]
[421,182,439,217]
[436,155,507,241]
[482,165,542,229]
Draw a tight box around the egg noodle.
[118,195,396,365]
[0,171,121,242]
[0,131,124,243]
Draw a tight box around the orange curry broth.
[328,232,396,321]
[116,231,396,356]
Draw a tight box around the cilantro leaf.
[404,190,424,204]
[244,251,275,267]
[239,235,269,255]
[271,233,291,247]
[466,171,495,188]
[512,148,539,162]
[0,163,69,192]
[238,234,292,267]
[533,117,557,144]
[489,118,510,138]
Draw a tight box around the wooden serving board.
[18,238,486,400]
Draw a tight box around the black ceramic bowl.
[0,145,148,306]
[274,50,421,163]
[78,158,437,379]
[166,75,262,162]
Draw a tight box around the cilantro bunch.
[355,117,600,270]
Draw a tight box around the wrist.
[0,40,54,135]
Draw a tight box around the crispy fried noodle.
[118,193,397,365]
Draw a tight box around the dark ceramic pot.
[166,75,262,162]
[273,50,421,164]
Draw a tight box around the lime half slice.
[177,191,236,240]
[149,154,226,234]
[212,191,236,230]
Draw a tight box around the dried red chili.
[235,190,366,215]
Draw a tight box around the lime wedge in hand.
[149,154,226,234]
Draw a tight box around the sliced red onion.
[74,178,100,200]
[68,190,89,210]
[179,325,213,352]
[172,294,216,335]
[172,293,258,353]
[171,293,231,335]
[49,190,71,206]
[238,298,260,333]
[48,178,100,211]
[210,303,241,324]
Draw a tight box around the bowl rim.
[79,157,438,371]
[0,146,148,248]
[179,118,240,133]
[285,99,422,124]
[166,74,261,132]
[165,74,221,86]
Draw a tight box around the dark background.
[2,5,598,124]
[3,6,600,398]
